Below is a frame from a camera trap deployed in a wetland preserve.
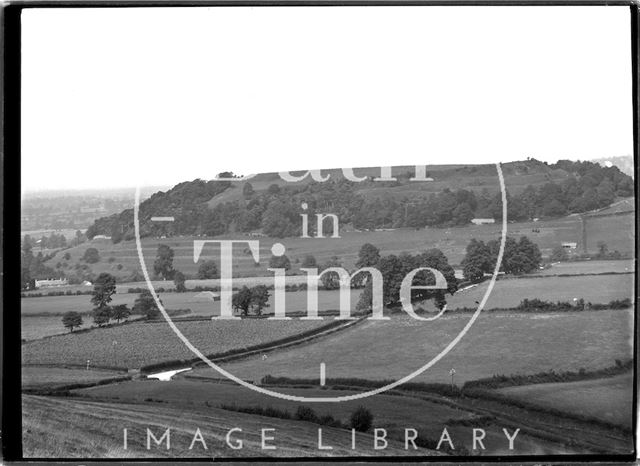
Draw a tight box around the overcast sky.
[21,6,632,192]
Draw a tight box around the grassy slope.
[23,395,433,458]
[188,310,633,385]
[496,373,633,429]
[22,366,127,390]
[22,318,329,369]
[43,199,635,281]
[72,379,570,455]
[446,274,635,310]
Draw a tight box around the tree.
[269,254,291,271]
[197,260,219,279]
[92,306,112,326]
[91,273,116,308]
[232,286,253,316]
[461,239,493,282]
[597,241,609,258]
[301,254,318,268]
[250,285,270,315]
[154,244,175,280]
[320,256,342,290]
[63,252,71,260]
[242,182,255,198]
[173,270,187,292]
[451,202,474,225]
[83,247,100,264]
[355,243,380,268]
[550,245,568,262]
[350,406,374,432]
[111,304,131,323]
[62,311,83,332]
[133,290,161,319]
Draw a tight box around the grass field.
[22,289,360,317]
[72,379,571,455]
[22,366,127,390]
[534,259,635,276]
[21,289,359,340]
[42,205,635,280]
[21,318,330,369]
[446,273,635,310]
[23,395,427,458]
[186,310,633,385]
[496,373,633,429]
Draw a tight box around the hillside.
[590,155,634,178]
[23,395,433,458]
[84,158,633,241]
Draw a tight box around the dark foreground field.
[23,395,433,458]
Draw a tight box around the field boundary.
[140,315,368,374]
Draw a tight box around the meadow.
[73,379,570,455]
[496,373,633,429]
[534,259,635,276]
[445,273,635,310]
[22,366,127,390]
[42,207,635,281]
[186,309,634,385]
[21,318,331,369]
[21,288,360,340]
[23,395,422,458]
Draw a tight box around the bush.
[82,247,100,264]
[349,406,373,432]
[295,406,318,423]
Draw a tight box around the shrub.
[295,406,318,423]
[349,406,373,432]
[82,248,100,264]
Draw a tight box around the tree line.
[84,159,634,240]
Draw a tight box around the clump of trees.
[231,285,270,316]
[350,406,374,432]
[62,311,83,332]
[355,244,458,312]
[460,236,542,281]
[83,247,100,264]
[197,260,219,279]
[133,289,162,320]
[154,244,175,279]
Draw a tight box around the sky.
[21,6,633,192]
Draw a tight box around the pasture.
[74,379,567,455]
[22,366,126,390]
[42,205,635,280]
[188,309,634,385]
[446,273,635,310]
[496,373,633,429]
[23,395,423,458]
[21,318,330,369]
[534,259,635,276]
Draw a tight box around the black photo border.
[2,1,638,463]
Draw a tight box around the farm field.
[187,310,634,385]
[22,289,360,317]
[43,204,635,281]
[496,373,633,429]
[21,318,332,369]
[22,366,127,390]
[534,259,635,276]
[21,289,360,340]
[73,379,574,455]
[446,273,635,310]
[22,395,426,458]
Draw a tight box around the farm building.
[35,278,68,288]
[562,242,578,250]
[92,235,111,240]
[471,218,495,225]
[454,269,465,280]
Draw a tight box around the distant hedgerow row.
[463,359,633,390]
